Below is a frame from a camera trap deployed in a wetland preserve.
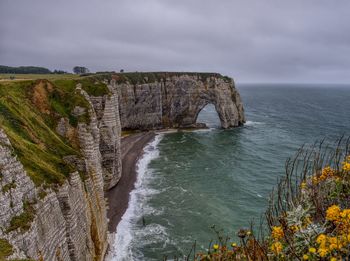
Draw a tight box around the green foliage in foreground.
[177,139,350,261]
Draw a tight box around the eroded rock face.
[116,74,245,130]
[0,83,121,260]
[88,83,122,190]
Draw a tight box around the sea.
[108,84,350,260]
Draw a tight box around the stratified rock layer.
[0,82,121,260]
[116,74,245,130]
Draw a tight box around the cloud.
[1,0,350,83]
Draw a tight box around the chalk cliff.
[116,73,245,130]
[0,72,244,260]
[0,79,121,260]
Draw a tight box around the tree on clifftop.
[73,66,89,74]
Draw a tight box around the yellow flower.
[318,247,328,257]
[246,231,251,236]
[343,162,350,172]
[308,247,316,254]
[231,242,237,247]
[326,205,341,222]
[316,234,327,244]
[341,209,350,219]
[330,257,337,261]
[213,244,219,250]
[329,243,337,251]
[347,234,350,242]
[270,241,283,254]
[342,156,350,171]
[302,254,309,260]
[320,166,334,181]
[290,225,299,233]
[329,237,338,244]
[301,182,307,189]
[271,226,284,240]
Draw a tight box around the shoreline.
[106,131,156,232]
[106,126,213,233]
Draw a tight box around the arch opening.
[196,104,221,128]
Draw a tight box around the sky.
[1,0,350,83]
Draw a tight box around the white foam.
[245,121,264,126]
[106,134,163,261]
[191,127,216,133]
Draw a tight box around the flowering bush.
[191,141,350,261]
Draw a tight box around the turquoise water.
[110,84,350,260]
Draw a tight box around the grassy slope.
[0,75,109,187]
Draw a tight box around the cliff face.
[0,72,245,260]
[116,73,245,130]
[0,79,121,260]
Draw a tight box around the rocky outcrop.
[88,83,122,190]
[116,74,245,130]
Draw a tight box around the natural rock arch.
[115,73,245,130]
[195,103,221,128]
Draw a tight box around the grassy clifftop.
[0,76,110,187]
[109,72,232,85]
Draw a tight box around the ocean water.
[109,84,350,260]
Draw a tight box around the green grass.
[0,73,79,81]
[75,77,110,96]
[0,80,84,186]
[112,71,230,84]
[0,238,13,259]
[0,76,113,187]
[6,201,35,233]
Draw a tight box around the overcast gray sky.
[1,0,350,83]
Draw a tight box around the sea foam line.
[107,134,163,261]
[245,120,264,126]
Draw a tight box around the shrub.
[187,138,350,260]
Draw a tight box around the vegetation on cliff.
[109,71,232,85]
[0,75,110,187]
[0,238,13,260]
[188,138,350,260]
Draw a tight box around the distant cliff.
[115,72,245,130]
[0,72,245,260]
